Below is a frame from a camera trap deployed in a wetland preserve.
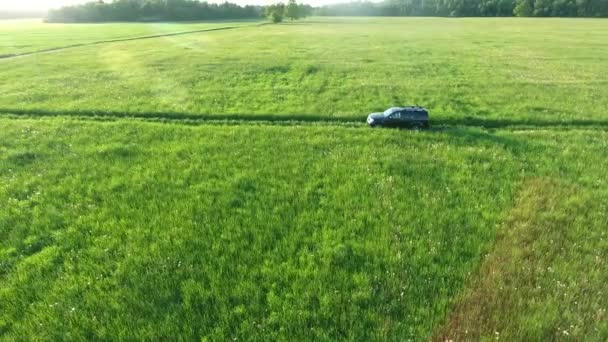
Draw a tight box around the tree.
[298,4,313,18]
[551,0,577,16]
[265,3,285,23]
[285,0,300,20]
[497,0,516,16]
[534,0,553,15]
[514,0,534,15]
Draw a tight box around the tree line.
[44,0,608,22]
[46,0,263,22]
[46,0,315,23]
[317,0,608,17]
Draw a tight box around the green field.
[1,17,608,340]
[0,19,258,57]
[2,17,608,124]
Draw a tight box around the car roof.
[394,106,427,111]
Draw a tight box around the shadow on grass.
[2,108,608,129]
[438,127,539,156]
[434,117,608,129]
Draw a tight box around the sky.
[0,0,343,11]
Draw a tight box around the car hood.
[368,113,385,120]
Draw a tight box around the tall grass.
[1,118,607,339]
[1,18,607,122]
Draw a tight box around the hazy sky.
[1,0,343,11]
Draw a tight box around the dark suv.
[367,106,429,128]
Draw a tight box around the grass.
[1,17,607,123]
[2,118,607,340]
[0,118,519,340]
[436,178,608,340]
[1,17,608,340]
[0,19,259,57]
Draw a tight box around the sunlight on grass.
[98,44,191,110]
[0,19,257,56]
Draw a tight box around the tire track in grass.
[434,178,608,340]
[2,108,608,130]
[0,108,364,126]
[0,23,265,61]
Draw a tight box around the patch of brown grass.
[435,177,608,340]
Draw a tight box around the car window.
[406,110,420,118]
[383,108,398,116]
[391,112,401,119]
[413,111,425,118]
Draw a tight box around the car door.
[396,110,407,127]
[396,110,412,127]
[386,112,401,127]
[409,110,426,125]
[405,110,423,126]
